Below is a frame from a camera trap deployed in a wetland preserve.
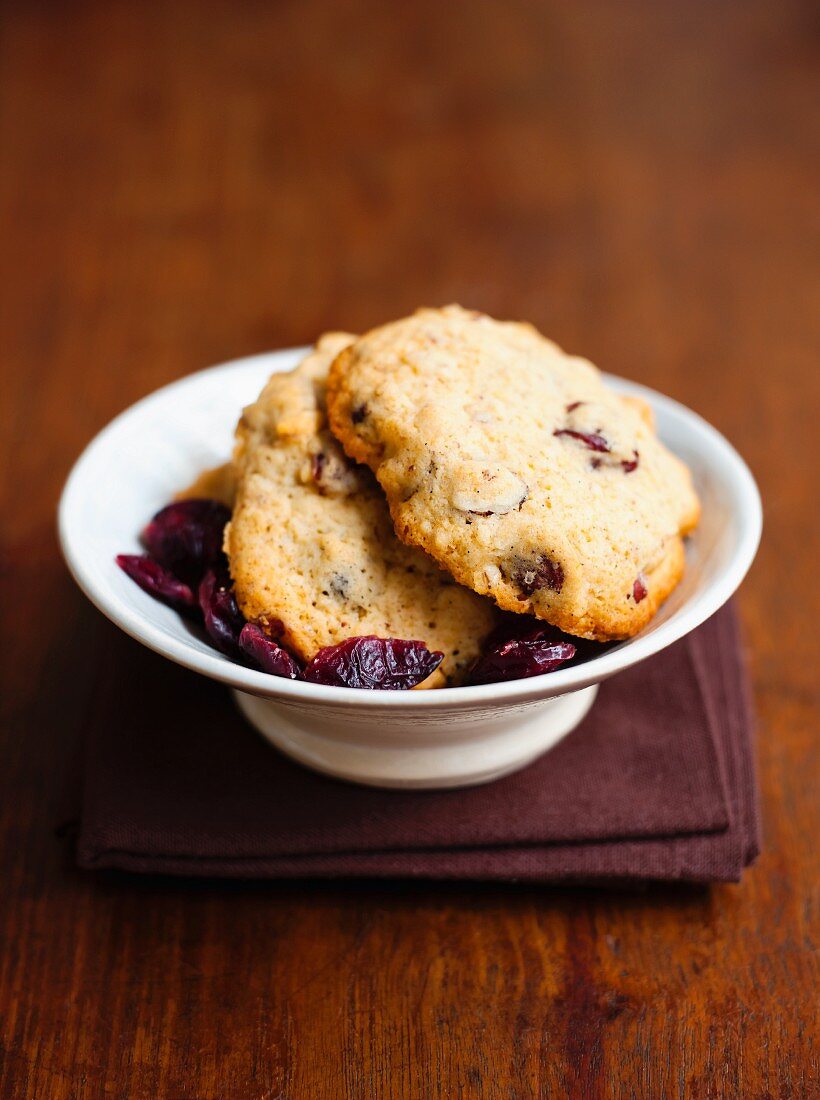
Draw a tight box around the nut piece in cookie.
[225,332,497,686]
[326,306,700,641]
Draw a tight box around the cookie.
[176,462,236,508]
[225,333,496,686]
[326,306,700,640]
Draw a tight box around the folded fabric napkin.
[77,603,760,883]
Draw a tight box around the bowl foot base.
[233,684,599,790]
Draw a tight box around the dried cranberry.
[485,612,562,646]
[633,573,648,603]
[565,400,585,413]
[116,554,197,614]
[468,630,576,685]
[553,428,611,453]
[621,450,640,473]
[142,499,231,584]
[503,555,564,597]
[351,403,368,424]
[239,623,302,679]
[303,636,443,689]
[198,569,245,656]
[310,451,327,485]
[486,613,605,667]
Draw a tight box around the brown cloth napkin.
[77,603,760,883]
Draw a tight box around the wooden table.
[1,1,817,1096]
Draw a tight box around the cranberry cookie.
[225,333,496,686]
[176,461,236,507]
[326,307,700,641]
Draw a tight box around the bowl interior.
[59,350,761,707]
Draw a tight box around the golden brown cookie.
[176,462,236,508]
[225,333,497,686]
[327,307,700,641]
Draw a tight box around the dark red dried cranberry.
[468,630,576,686]
[553,428,611,453]
[303,636,443,689]
[116,554,197,614]
[310,451,327,485]
[633,573,648,603]
[142,499,231,584]
[239,623,302,679]
[485,612,564,646]
[621,450,640,473]
[504,555,564,596]
[565,400,585,413]
[198,569,245,656]
[485,612,605,667]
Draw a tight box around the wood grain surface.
[1,1,817,1096]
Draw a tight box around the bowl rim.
[58,348,762,710]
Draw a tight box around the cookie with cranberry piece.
[326,306,700,641]
[225,333,496,687]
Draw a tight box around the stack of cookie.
[218,306,699,688]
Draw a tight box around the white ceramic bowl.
[59,349,761,789]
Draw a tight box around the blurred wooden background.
[1,1,817,1096]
